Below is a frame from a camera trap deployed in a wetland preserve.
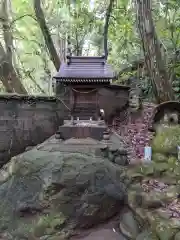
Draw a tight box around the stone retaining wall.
[0,94,64,167]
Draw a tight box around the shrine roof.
[53,56,116,84]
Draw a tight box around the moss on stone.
[152,126,180,155]
[33,212,66,237]
[127,161,170,180]
[146,211,179,240]
[126,126,180,240]
[152,153,168,163]
[136,230,159,240]
[175,231,180,240]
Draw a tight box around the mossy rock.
[136,229,159,240]
[153,162,169,174]
[119,210,141,238]
[175,231,180,240]
[152,126,180,155]
[128,184,177,210]
[33,213,66,237]
[146,211,180,240]
[0,137,129,237]
[128,155,177,180]
[168,156,177,165]
[128,161,169,179]
[152,153,168,163]
[127,164,154,178]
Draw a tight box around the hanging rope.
[56,96,71,111]
[72,88,98,94]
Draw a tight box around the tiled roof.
[53,56,116,83]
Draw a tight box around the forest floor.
[113,102,156,163]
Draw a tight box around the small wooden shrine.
[54,55,116,120]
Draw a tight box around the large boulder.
[0,137,129,239]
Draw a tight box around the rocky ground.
[0,122,180,239]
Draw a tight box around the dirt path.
[72,229,124,240]
[70,215,126,240]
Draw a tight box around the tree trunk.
[0,0,27,94]
[34,0,61,71]
[0,57,27,93]
[58,36,66,62]
[136,0,174,103]
[103,0,115,59]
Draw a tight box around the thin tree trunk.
[27,72,46,94]
[0,50,14,92]
[58,34,66,62]
[0,0,27,94]
[103,0,115,59]
[34,0,61,71]
[17,54,46,94]
[136,0,174,103]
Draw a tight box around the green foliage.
[172,78,180,100]
[0,0,180,95]
[152,126,180,155]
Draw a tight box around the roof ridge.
[67,55,105,59]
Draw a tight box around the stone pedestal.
[58,120,107,140]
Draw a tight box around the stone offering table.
[58,120,107,140]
